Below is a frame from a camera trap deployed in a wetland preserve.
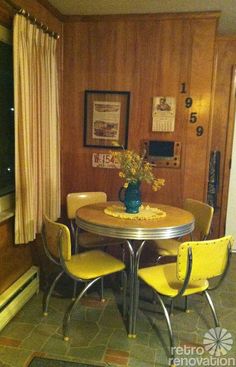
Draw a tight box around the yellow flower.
[119,172,125,178]
[111,141,122,147]
[110,147,165,192]
[123,182,128,188]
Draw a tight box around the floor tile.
[0,254,235,367]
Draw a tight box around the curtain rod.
[3,0,60,39]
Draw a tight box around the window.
[0,25,14,197]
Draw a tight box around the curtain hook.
[42,26,49,34]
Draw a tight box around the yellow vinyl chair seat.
[65,249,125,280]
[138,263,208,297]
[138,236,233,365]
[43,215,127,341]
[155,239,180,256]
[78,231,124,248]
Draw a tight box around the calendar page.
[152,96,176,132]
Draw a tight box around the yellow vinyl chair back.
[177,235,233,282]
[43,215,71,261]
[184,198,214,238]
[67,192,107,219]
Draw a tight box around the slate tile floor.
[0,255,235,367]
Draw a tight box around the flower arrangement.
[111,144,165,191]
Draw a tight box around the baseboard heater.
[0,266,39,331]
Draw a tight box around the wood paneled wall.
[0,0,63,293]
[62,13,218,210]
[0,218,32,293]
[211,37,236,238]
[0,3,224,292]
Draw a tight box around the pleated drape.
[13,14,60,244]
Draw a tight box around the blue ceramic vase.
[119,181,142,214]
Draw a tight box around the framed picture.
[84,90,130,149]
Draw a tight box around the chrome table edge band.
[76,218,195,240]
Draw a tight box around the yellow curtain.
[13,14,60,244]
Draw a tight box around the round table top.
[76,201,195,240]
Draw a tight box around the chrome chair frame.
[136,241,232,365]
[154,199,214,314]
[67,192,109,301]
[67,192,107,251]
[156,199,214,262]
[42,224,70,316]
[56,228,127,341]
[42,223,114,316]
[67,192,127,298]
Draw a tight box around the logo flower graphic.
[203,327,233,356]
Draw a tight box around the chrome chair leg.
[204,290,220,327]
[132,277,140,336]
[100,277,105,302]
[122,270,128,318]
[155,255,163,265]
[184,296,189,313]
[155,292,175,365]
[63,277,101,340]
[120,244,126,290]
[169,299,174,316]
[169,296,188,315]
[43,270,64,316]
[72,280,77,301]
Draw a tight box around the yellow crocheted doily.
[104,204,166,220]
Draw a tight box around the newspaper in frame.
[92,101,121,140]
[152,96,176,132]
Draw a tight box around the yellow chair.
[138,236,233,366]
[152,199,214,258]
[150,199,214,312]
[67,192,124,250]
[67,192,126,299]
[42,215,127,340]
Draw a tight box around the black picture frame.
[84,90,130,149]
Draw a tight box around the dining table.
[76,201,195,338]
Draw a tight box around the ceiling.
[47,0,236,36]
